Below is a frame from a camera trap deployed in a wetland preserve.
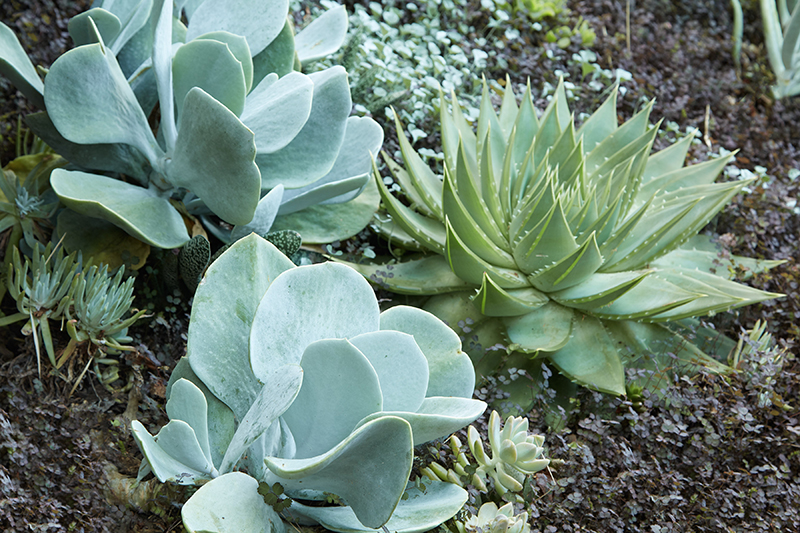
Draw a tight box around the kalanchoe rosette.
[0,0,383,250]
[131,234,485,533]
[347,78,783,403]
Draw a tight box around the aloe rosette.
[131,234,486,533]
[349,79,782,403]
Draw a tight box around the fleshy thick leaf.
[266,416,413,529]
[242,72,313,154]
[50,169,189,248]
[170,87,261,226]
[186,0,289,56]
[281,339,382,459]
[182,472,287,533]
[295,5,348,62]
[344,255,473,295]
[250,262,380,384]
[379,305,476,397]
[187,235,295,420]
[0,22,45,108]
[503,300,573,353]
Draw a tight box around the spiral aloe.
[348,79,783,405]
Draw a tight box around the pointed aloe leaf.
[550,270,650,310]
[782,1,800,69]
[250,262,380,384]
[170,87,261,226]
[295,5,348,62]
[576,85,618,152]
[257,66,351,189]
[172,38,247,118]
[393,114,444,218]
[281,339,382,459]
[645,268,783,322]
[528,232,604,292]
[548,314,625,395]
[231,184,284,242]
[182,472,287,533]
[358,396,485,446]
[288,479,466,533]
[473,272,548,317]
[350,331,429,413]
[513,199,578,275]
[497,76,519,138]
[279,116,383,214]
[167,357,235,468]
[220,364,303,473]
[585,100,654,174]
[44,39,160,165]
[344,255,472,295]
[510,82,539,171]
[640,130,694,182]
[446,219,528,289]
[166,379,214,468]
[252,19,295,82]
[242,72,313,155]
[606,180,751,271]
[442,171,515,268]
[504,300,573,353]
[0,22,45,108]
[186,0,289,57]
[267,416,413,529]
[68,9,121,47]
[606,320,730,391]
[454,139,506,249]
[379,305,476,398]
[588,274,701,320]
[651,236,785,279]
[187,235,295,421]
[376,166,446,254]
[476,83,507,182]
[131,420,215,485]
[269,178,380,243]
[638,153,732,201]
[50,169,189,248]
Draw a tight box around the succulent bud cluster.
[456,502,531,533]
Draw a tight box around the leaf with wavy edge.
[288,479,466,533]
[187,235,295,420]
[350,331,429,413]
[281,339,382,459]
[166,379,214,468]
[242,72,313,155]
[182,472,287,533]
[503,300,573,353]
[266,416,413,529]
[68,9,121,47]
[548,314,625,395]
[50,169,189,248]
[170,87,261,226]
[250,262,379,385]
[251,20,295,82]
[186,0,289,57]
[379,305,476,398]
[356,397,486,445]
[132,420,215,485]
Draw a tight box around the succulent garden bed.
[0,0,798,532]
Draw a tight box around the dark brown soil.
[1,0,798,532]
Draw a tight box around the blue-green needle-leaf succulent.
[347,78,783,406]
[1,242,79,376]
[131,234,485,533]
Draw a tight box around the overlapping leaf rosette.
[348,79,783,405]
[0,0,383,252]
[131,234,486,533]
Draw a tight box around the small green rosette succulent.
[456,502,531,533]
[131,234,486,533]
[347,78,783,404]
